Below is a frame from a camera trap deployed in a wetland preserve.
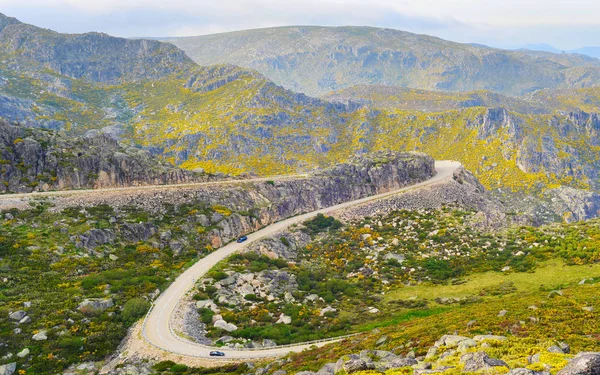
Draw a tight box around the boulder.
[18,316,31,324]
[8,311,27,321]
[214,319,238,332]
[375,335,389,347]
[386,358,418,369]
[508,369,550,375]
[78,298,114,312]
[276,314,292,324]
[461,352,509,372]
[262,339,277,347]
[557,352,600,375]
[548,345,565,354]
[473,335,507,342]
[0,363,16,375]
[32,331,47,341]
[316,363,336,375]
[343,359,372,373]
[434,334,472,348]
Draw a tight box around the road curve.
[142,161,461,359]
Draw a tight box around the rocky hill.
[324,85,547,113]
[0,13,193,84]
[163,26,600,97]
[0,119,209,193]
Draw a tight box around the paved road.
[142,161,461,359]
[0,174,308,200]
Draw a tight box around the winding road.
[142,160,461,359]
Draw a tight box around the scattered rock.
[497,310,508,317]
[461,352,509,372]
[16,348,29,358]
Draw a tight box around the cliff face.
[9,152,434,247]
[0,120,207,193]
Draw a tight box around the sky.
[0,0,599,50]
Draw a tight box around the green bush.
[122,298,151,326]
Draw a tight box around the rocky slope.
[0,119,210,193]
[0,13,193,84]
[163,26,600,97]
[324,86,547,114]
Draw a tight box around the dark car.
[236,236,248,243]
[210,351,225,357]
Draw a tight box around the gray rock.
[18,316,31,324]
[473,335,507,342]
[0,363,16,375]
[498,310,508,317]
[316,363,336,375]
[548,345,565,354]
[557,342,570,354]
[76,229,115,249]
[528,353,541,364]
[273,371,287,375]
[507,369,550,375]
[386,358,418,369]
[557,352,600,375]
[434,334,472,348]
[32,330,47,341]
[295,372,316,375]
[8,311,27,321]
[375,335,389,347]
[214,319,238,332]
[78,298,114,312]
[461,352,509,372]
[342,359,372,373]
[17,348,29,358]
[262,339,277,347]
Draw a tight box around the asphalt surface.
[142,160,461,359]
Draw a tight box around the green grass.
[384,259,600,303]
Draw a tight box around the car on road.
[236,236,248,243]
[209,351,225,357]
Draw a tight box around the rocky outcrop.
[557,352,600,375]
[0,120,213,193]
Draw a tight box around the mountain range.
[163,26,600,97]
[0,12,599,214]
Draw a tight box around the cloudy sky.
[0,0,598,50]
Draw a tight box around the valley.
[0,8,599,375]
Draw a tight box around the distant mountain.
[521,43,563,54]
[163,26,600,97]
[570,46,600,59]
[323,85,547,114]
